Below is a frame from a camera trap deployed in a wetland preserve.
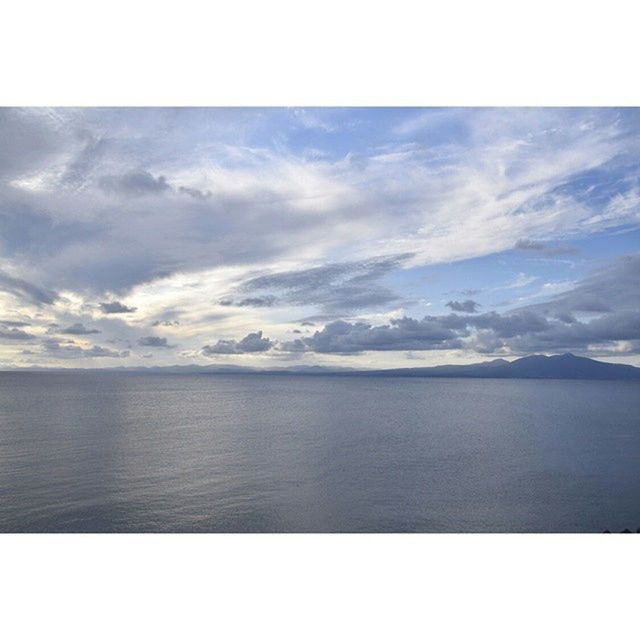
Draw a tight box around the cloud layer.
[279,256,640,357]
[202,331,274,355]
[1,107,639,367]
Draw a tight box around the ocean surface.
[1,371,639,533]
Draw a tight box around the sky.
[0,107,639,369]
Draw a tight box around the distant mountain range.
[358,353,640,380]
[5,353,640,380]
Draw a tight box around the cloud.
[60,132,110,189]
[0,270,58,306]
[4,108,638,305]
[281,255,640,356]
[240,255,410,313]
[446,299,480,313]
[282,317,466,354]
[87,345,129,358]
[0,327,35,341]
[219,296,277,308]
[60,323,101,335]
[98,171,170,196]
[0,320,31,327]
[514,238,545,251]
[0,108,65,179]
[42,339,129,359]
[470,310,552,338]
[2,108,640,366]
[499,273,538,290]
[152,320,179,327]
[514,238,578,256]
[137,336,173,348]
[527,254,639,316]
[202,330,274,355]
[99,300,137,314]
[291,108,338,132]
[178,186,211,200]
[280,311,549,355]
[497,312,640,355]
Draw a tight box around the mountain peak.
[368,353,640,380]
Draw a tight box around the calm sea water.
[1,371,639,532]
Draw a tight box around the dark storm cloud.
[137,336,173,348]
[240,255,410,313]
[99,300,137,314]
[202,331,274,355]
[60,323,101,335]
[0,270,58,306]
[99,171,170,196]
[219,296,277,308]
[446,299,481,313]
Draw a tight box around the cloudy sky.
[1,107,639,369]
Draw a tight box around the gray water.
[0,371,639,532]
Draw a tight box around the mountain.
[366,353,640,380]
[4,354,639,380]
[190,354,640,379]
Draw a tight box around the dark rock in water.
[621,528,631,533]
[603,529,611,533]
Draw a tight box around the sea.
[1,371,639,532]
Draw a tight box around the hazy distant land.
[3,353,640,380]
